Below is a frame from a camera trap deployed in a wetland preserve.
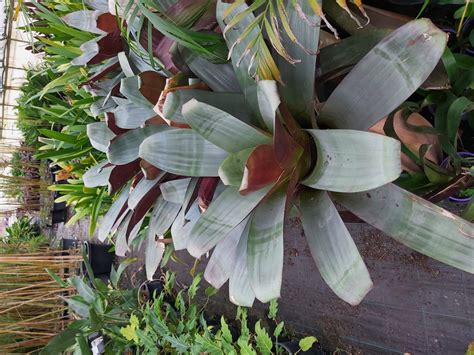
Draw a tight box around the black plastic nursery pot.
[139,279,167,303]
[51,201,68,224]
[83,241,115,277]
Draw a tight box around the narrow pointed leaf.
[319,19,447,130]
[187,185,272,258]
[299,189,372,305]
[229,217,255,307]
[247,187,286,303]
[182,99,271,153]
[160,178,192,204]
[302,130,401,192]
[204,217,248,289]
[139,129,228,176]
[333,183,474,273]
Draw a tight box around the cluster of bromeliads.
[24,0,473,308]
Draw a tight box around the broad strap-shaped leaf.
[72,38,100,66]
[240,144,283,195]
[182,99,271,153]
[146,205,169,274]
[113,101,157,129]
[83,160,114,188]
[181,48,241,93]
[127,216,146,247]
[120,75,155,109]
[145,232,165,281]
[204,217,248,289]
[247,187,286,303]
[277,1,320,128]
[160,178,192,204]
[229,217,255,307]
[139,129,228,176]
[333,183,474,273]
[298,189,373,305]
[108,160,141,194]
[86,0,109,12]
[187,185,273,258]
[218,148,253,186]
[87,122,116,152]
[97,184,130,241]
[108,125,167,165]
[62,10,106,35]
[216,1,261,119]
[115,212,132,257]
[319,30,389,79]
[148,195,182,238]
[128,174,164,210]
[171,202,201,251]
[257,81,281,133]
[170,178,199,250]
[163,90,255,126]
[319,19,447,131]
[302,130,401,192]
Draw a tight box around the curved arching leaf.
[187,185,272,258]
[128,174,164,210]
[333,183,474,273]
[139,129,228,176]
[97,184,130,242]
[218,148,253,186]
[182,99,271,153]
[160,178,192,204]
[319,19,447,130]
[108,125,167,165]
[83,160,114,188]
[277,0,320,128]
[247,187,286,303]
[302,130,401,192]
[257,80,281,133]
[229,217,255,307]
[204,217,248,289]
[163,90,255,126]
[87,122,116,153]
[298,189,373,305]
[113,102,157,129]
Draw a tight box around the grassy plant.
[0,249,82,354]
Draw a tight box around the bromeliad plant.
[39,0,473,307]
[134,2,473,307]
